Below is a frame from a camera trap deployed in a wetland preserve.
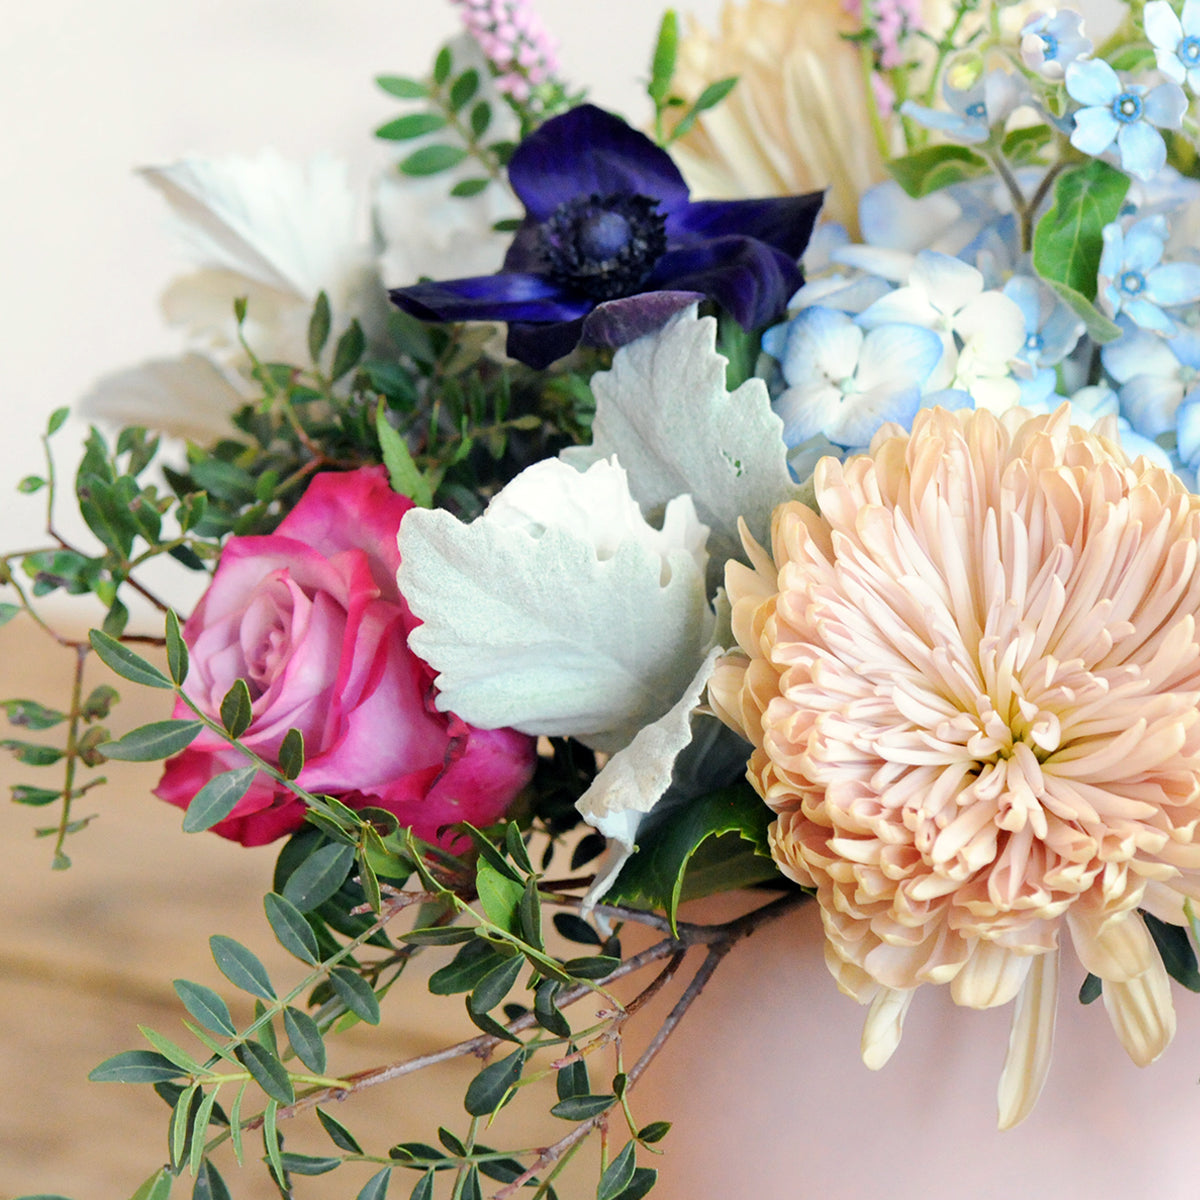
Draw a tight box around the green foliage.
[886,144,990,198]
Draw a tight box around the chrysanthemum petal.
[860,987,915,1069]
[1102,953,1176,1066]
[997,950,1058,1130]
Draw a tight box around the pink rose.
[155,466,536,846]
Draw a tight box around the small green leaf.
[449,68,479,110]
[236,1041,294,1104]
[556,1046,589,1102]
[218,679,252,739]
[611,1167,658,1200]
[469,955,524,1016]
[264,891,320,964]
[887,144,991,198]
[101,719,202,762]
[377,400,433,507]
[504,823,535,875]
[450,177,490,199]
[284,1005,327,1075]
[263,1098,285,1184]
[408,1172,434,1200]
[89,1049,187,1084]
[0,602,21,627]
[398,144,469,176]
[469,101,491,138]
[376,112,448,140]
[278,727,305,779]
[331,967,382,1025]
[553,912,602,946]
[279,1153,341,1175]
[476,859,525,933]
[183,766,256,832]
[17,474,45,493]
[130,1166,174,1200]
[637,1120,671,1144]
[464,1048,525,1117]
[433,44,453,85]
[10,784,60,806]
[0,740,63,766]
[81,683,119,720]
[1,699,67,730]
[428,939,509,995]
[562,955,621,980]
[308,290,332,361]
[138,1024,202,1073]
[1144,911,1200,991]
[47,405,70,435]
[88,629,173,688]
[550,1093,615,1121]
[331,320,366,381]
[1033,159,1130,305]
[356,1166,393,1200]
[210,934,276,1000]
[648,10,677,105]
[376,74,428,98]
[1079,972,1102,1004]
[400,926,476,946]
[282,841,356,912]
[165,611,189,684]
[173,979,236,1036]
[597,1142,637,1200]
[534,979,572,1038]
[317,1106,363,1154]
[193,1158,233,1200]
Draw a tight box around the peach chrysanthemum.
[710,406,1200,1127]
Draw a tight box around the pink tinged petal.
[1069,105,1120,156]
[1102,951,1176,1066]
[1067,907,1158,982]
[950,941,1032,1008]
[859,986,915,1069]
[997,949,1058,1130]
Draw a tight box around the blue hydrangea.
[1065,59,1187,181]
[1103,322,1200,435]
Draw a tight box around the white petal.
[860,987,914,1070]
[1102,952,1176,1066]
[950,942,1032,1008]
[910,251,984,318]
[997,950,1059,1130]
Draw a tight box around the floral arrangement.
[10,0,1200,1195]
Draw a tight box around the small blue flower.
[1020,10,1093,80]
[1002,273,1085,368]
[1145,0,1200,92]
[901,70,1025,145]
[763,306,942,449]
[389,105,823,367]
[1098,216,1200,335]
[1065,59,1186,181]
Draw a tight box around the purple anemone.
[389,104,824,368]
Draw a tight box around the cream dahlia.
[710,406,1200,1127]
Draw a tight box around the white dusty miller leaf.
[398,458,714,754]
[561,309,802,566]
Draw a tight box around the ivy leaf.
[886,144,990,198]
[605,784,777,932]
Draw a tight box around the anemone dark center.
[539,192,667,301]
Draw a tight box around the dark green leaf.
[284,1006,327,1075]
[165,611,189,684]
[0,740,63,766]
[534,979,572,1038]
[553,912,602,946]
[398,144,469,176]
[282,841,356,912]
[210,934,276,1000]
[101,719,202,762]
[611,1167,657,1200]
[279,1152,341,1175]
[465,996,521,1043]
[376,74,428,98]
[1144,911,1200,991]
[637,1120,671,1144]
[89,1049,186,1084]
[409,1172,434,1200]
[433,45,453,85]
[389,1141,448,1166]
[597,1142,637,1200]
[17,474,45,493]
[605,784,776,931]
[461,1167,483,1200]
[469,955,523,1015]
[1033,159,1129,305]
[376,112,448,140]
[263,1097,284,1185]
[401,926,476,946]
[1079,972,1102,1004]
[173,979,235,1036]
[504,823,535,875]
[101,598,130,639]
[182,766,256,833]
[10,784,60,806]
[469,101,491,138]
[437,1126,467,1156]
[331,967,382,1024]
[236,1041,294,1104]
[130,1166,174,1200]
[1,699,66,730]
[464,1048,525,1117]
[218,679,252,739]
[81,683,119,720]
[1001,124,1053,167]
[556,1047,589,1102]
[88,629,172,688]
[264,891,320,964]
[317,1106,363,1154]
[278,727,304,779]
[356,1166,393,1200]
[550,1093,614,1121]
[308,290,332,361]
[571,831,607,870]
[429,938,508,995]
[562,955,621,980]
[518,877,543,950]
[450,177,490,199]
[193,1158,233,1200]
[449,68,479,110]
[887,144,990,198]
[331,320,366,382]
